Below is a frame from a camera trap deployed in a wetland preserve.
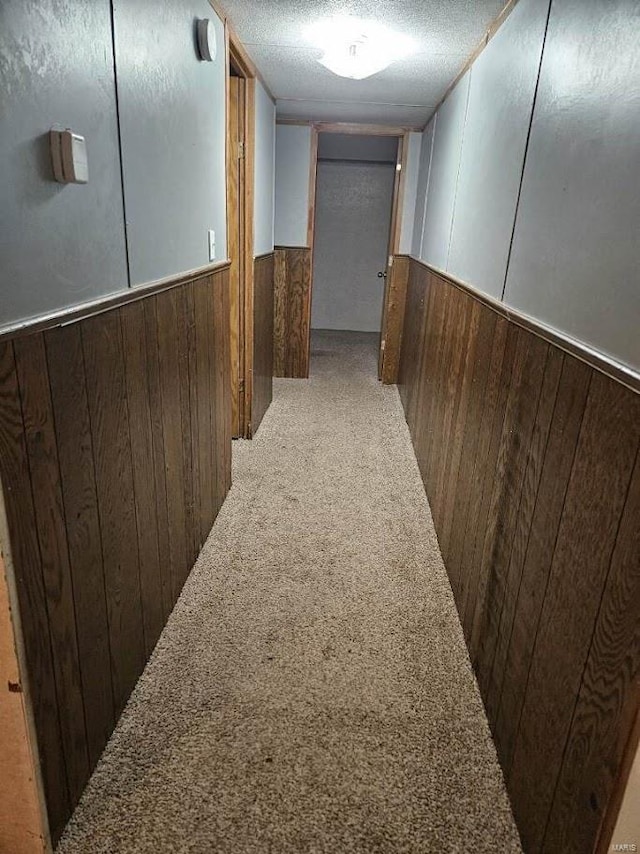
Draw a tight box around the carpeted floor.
[57,330,522,854]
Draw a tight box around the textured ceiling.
[223,0,508,127]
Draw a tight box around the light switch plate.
[208,230,216,261]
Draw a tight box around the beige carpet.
[57,331,522,854]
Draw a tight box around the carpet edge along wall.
[397,257,640,854]
[0,265,232,843]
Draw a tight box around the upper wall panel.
[254,81,276,256]
[411,117,436,259]
[275,125,311,247]
[0,0,128,329]
[113,0,226,285]
[399,132,422,255]
[421,72,470,270]
[504,0,640,373]
[447,0,550,298]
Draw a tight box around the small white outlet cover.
[208,230,216,261]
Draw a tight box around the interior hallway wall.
[254,80,276,256]
[504,0,640,373]
[0,0,128,327]
[274,125,311,247]
[397,132,422,255]
[0,0,228,330]
[113,0,227,285]
[410,0,640,376]
[311,159,395,332]
[410,117,436,259]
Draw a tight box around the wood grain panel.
[545,447,640,852]
[193,277,216,538]
[252,254,274,436]
[82,311,146,717]
[13,334,90,806]
[156,290,190,604]
[494,353,592,772]
[273,247,312,379]
[380,256,410,385]
[142,298,173,620]
[213,268,232,501]
[0,267,231,843]
[508,372,640,852]
[121,303,165,656]
[45,325,115,770]
[0,341,69,839]
[398,257,640,854]
[471,332,549,690]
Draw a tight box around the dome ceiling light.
[306,16,416,80]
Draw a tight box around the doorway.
[226,38,255,439]
[311,133,398,336]
[305,125,408,380]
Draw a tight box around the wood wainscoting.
[379,255,410,384]
[0,263,232,843]
[398,258,640,854]
[251,253,275,436]
[273,246,312,379]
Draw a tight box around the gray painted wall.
[0,0,128,327]
[274,125,311,247]
[312,160,395,332]
[421,72,471,271]
[413,0,640,375]
[398,132,422,255]
[254,81,276,256]
[410,118,436,259]
[447,0,550,298]
[113,0,227,285]
[504,0,640,372]
[0,0,228,329]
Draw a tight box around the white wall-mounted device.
[50,129,89,184]
[196,19,216,62]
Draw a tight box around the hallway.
[57,332,521,853]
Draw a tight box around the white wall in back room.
[274,124,311,247]
[113,0,227,285]
[0,0,128,329]
[254,81,276,256]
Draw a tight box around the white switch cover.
[208,230,216,261]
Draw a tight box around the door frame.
[218,4,258,438]
[298,121,410,378]
[225,35,255,439]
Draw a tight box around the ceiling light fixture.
[306,16,415,80]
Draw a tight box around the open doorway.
[307,125,408,379]
[226,37,255,439]
[312,133,398,337]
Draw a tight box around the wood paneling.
[228,76,246,439]
[380,255,410,384]
[273,247,312,379]
[0,266,232,843]
[252,253,275,436]
[398,258,640,854]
